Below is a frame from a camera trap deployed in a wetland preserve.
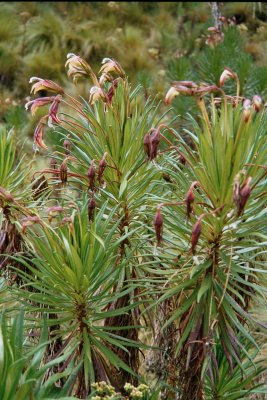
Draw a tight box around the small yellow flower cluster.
[91,381,116,398]
[124,382,150,399]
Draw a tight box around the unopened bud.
[185,193,194,219]
[238,177,252,216]
[143,132,151,158]
[107,78,119,104]
[185,181,198,218]
[60,162,68,185]
[149,128,160,160]
[63,139,71,155]
[87,160,96,190]
[154,207,163,246]
[191,215,203,254]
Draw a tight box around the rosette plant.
[0,127,42,282]
[148,70,267,398]
[12,54,172,397]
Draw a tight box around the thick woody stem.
[209,2,223,30]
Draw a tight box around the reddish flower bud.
[149,128,160,160]
[87,160,96,190]
[88,194,96,222]
[238,177,252,216]
[185,181,198,218]
[48,95,62,127]
[63,139,71,155]
[186,190,194,217]
[60,162,68,185]
[33,116,48,149]
[191,215,204,254]
[154,207,163,246]
[107,78,119,104]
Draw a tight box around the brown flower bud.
[63,139,71,155]
[87,160,96,190]
[185,181,198,218]
[143,132,151,158]
[154,207,163,246]
[48,95,62,127]
[186,191,194,219]
[149,128,160,160]
[238,177,252,216]
[191,215,203,254]
[33,116,48,149]
[88,194,96,222]
[60,162,68,185]
[107,78,119,104]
